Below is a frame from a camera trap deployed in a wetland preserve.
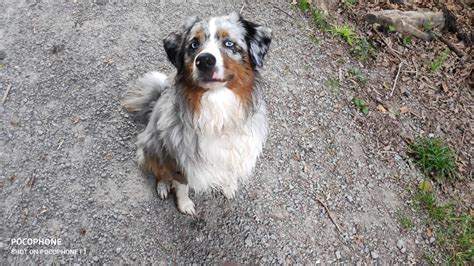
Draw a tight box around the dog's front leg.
[172,180,195,215]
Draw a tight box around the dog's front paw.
[177,198,195,216]
[156,181,170,199]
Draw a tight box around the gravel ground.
[1,1,434,264]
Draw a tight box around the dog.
[123,12,272,215]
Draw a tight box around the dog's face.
[163,13,272,90]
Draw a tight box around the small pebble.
[397,239,406,254]
[245,236,252,247]
[371,251,379,259]
[335,250,341,260]
[92,256,99,262]
[346,195,354,203]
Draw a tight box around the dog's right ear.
[163,31,183,70]
[163,16,200,70]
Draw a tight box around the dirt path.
[1,1,430,264]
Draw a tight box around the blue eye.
[191,41,200,49]
[224,40,234,48]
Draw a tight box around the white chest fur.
[186,87,267,197]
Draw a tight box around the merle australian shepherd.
[123,13,272,215]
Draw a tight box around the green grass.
[312,8,329,31]
[298,0,310,12]
[413,185,473,264]
[423,20,433,32]
[353,97,369,114]
[343,0,357,9]
[351,37,375,61]
[402,36,412,46]
[410,137,457,182]
[348,67,367,83]
[397,212,415,229]
[430,50,449,73]
[330,24,358,46]
[388,25,396,33]
[295,1,376,62]
[326,78,340,92]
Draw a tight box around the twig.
[2,84,12,105]
[272,4,295,19]
[438,35,468,59]
[390,61,403,97]
[57,139,65,150]
[373,29,403,61]
[239,1,246,14]
[315,197,342,233]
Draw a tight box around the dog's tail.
[122,72,169,124]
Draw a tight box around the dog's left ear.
[240,16,272,68]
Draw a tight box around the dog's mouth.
[199,71,234,85]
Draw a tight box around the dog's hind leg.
[156,180,171,199]
[142,154,173,200]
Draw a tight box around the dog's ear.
[163,16,200,70]
[240,16,272,68]
[163,31,183,69]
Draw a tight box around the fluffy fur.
[123,13,272,215]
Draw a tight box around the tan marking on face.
[194,30,205,42]
[218,30,229,39]
[223,53,254,106]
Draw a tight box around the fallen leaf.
[426,227,433,237]
[377,104,387,113]
[419,180,433,192]
[400,106,409,114]
[441,82,449,93]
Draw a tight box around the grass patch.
[410,137,457,183]
[397,212,415,229]
[295,1,375,61]
[343,0,358,9]
[312,8,329,31]
[351,37,375,61]
[402,36,412,46]
[430,50,449,73]
[298,0,311,12]
[326,78,340,92]
[413,184,473,264]
[353,97,369,114]
[348,67,367,83]
[330,24,358,46]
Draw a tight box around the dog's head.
[163,13,272,90]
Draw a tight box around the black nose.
[195,53,216,71]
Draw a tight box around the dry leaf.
[400,106,409,114]
[377,104,387,112]
[426,227,433,237]
[419,180,433,193]
[441,82,449,93]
